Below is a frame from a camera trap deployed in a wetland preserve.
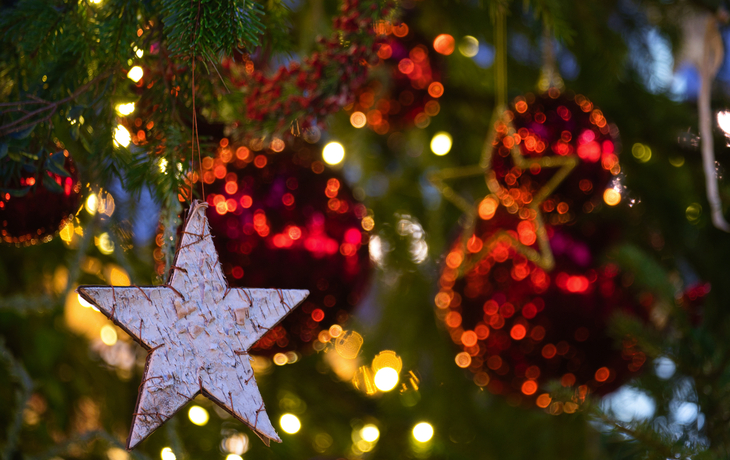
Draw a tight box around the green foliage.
[160,0,265,61]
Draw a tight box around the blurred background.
[2,0,730,459]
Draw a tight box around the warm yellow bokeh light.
[373,367,399,392]
[100,325,117,346]
[360,424,380,442]
[430,132,452,156]
[188,405,209,426]
[127,66,144,82]
[115,102,135,116]
[603,188,621,206]
[113,124,131,147]
[631,143,651,163]
[225,455,242,460]
[273,353,288,366]
[159,158,168,174]
[323,142,345,165]
[412,422,434,442]
[459,36,479,57]
[77,293,97,310]
[96,232,115,255]
[718,111,730,135]
[280,413,301,434]
[350,111,367,128]
[136,49,144,58]
[85,193,98,215]
[160,447,176,460]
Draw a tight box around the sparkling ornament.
[0,152,81,245]
[78,201,309,448]
[432,91,647,407]
[200,138,371,354]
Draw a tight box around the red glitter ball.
[203,139,372,354]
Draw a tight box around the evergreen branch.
[160,0,265,60]
[0,339,33,460]
[0,70,112,137]
[593,412,680,459]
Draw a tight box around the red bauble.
[436,92,648,408]
[202,139,371,354]
[0,153,81,245]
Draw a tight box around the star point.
[78,201,309,449]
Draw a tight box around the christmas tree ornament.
[0,152,82,246]
[78,201,309,448]
[200,138,371,354]
[431,91,648,406]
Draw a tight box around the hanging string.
[493,5,507,110]
[190,1,204,205]
[538,25,564,92]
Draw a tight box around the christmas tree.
[1,0,729,459]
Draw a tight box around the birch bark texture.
[77,200,309,449]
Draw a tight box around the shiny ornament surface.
[0,153,82,245]
[203,139,371,354]
[436,92,648,407]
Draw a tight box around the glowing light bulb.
[127,66,144,82]
[323,142,345,165]
[360,424,380,442]
[225,455,242,460]
[603,188,621,206]
[100,325,117,346]
[459,36,479,57]
[136,49,144,58]
[188,405,209,426]
[412,422,434,442]
[85,193,98,215]
[113,125,131,147]
[280,413,301,434]
[718,111,730,135]
[160,447,176,460]
[115,102,135,116]
[159,158,168,174]
[373,367,399,391]
[77,294,99,311]
[430,132,452,155]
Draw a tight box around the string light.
[115,102,135,116]
[225,455,242,460]
[412,422,434,442]
[127,66,144,82]
[323,142,345,165]
[160,447,176,460]
[100,325,117,346]
[373,367,399,391]
[458,36,479,57]
[188,406,209,426]
[279,413,301,434]
[603,188,621,206]
[360,424,380,442]
[718,110,730,135]
[430,132,452,155]
[113,125,131,147]
[85,193,98,215]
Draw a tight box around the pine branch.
[0,70,112,137]
[160,0,265,59]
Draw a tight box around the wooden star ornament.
[77,201,309,449]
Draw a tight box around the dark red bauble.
[437,224,650,407]
[436,92,649,408]
[203,139,371,354]
[0,153,82,245]
[488,91,620,224]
